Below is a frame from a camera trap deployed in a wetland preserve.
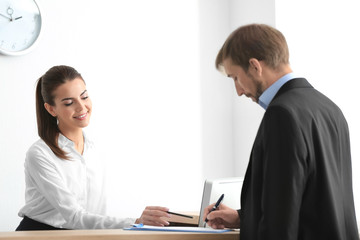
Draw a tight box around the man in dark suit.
[203,24,359,240]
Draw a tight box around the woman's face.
[45,78,92,133]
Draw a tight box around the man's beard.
[246,72,265,103]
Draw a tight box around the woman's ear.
[44,103,57,117]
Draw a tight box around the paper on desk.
[124,224,232,233]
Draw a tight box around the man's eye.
[64,102,73,106]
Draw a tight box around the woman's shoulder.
[26,138,55,164]
[27,138,49,152]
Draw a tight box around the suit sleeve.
[259,106,308,239]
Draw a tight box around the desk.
[0,229,239,240]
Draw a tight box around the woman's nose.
[76,101,86,112]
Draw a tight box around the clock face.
[0,0,42,56]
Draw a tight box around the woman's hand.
[135,206,171,226]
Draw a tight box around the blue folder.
[124,224,232,233]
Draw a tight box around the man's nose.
[236,88,245,97]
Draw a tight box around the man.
[203,24,359,240]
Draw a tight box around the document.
[124,224,232,233]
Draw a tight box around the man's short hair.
[216,24,289,72]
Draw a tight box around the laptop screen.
[198,177,243,227]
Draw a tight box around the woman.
[16,65,170,230]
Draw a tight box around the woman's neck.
[59,128,84,155]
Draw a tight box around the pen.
[167,211,193,219]
[204,193,224,226]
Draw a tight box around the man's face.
[222,58,264,103]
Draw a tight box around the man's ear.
[44,103,57,117]
[249,58,262,75]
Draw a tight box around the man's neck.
[262,64,293,90]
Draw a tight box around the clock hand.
[7,7,14,21]
[3,7,22,22]
[0,12,11,21]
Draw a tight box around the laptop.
[198,177,243,227]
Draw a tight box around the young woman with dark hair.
[16,65,170,231]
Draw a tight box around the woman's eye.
[82,96,89,100]
[64,102,73,106]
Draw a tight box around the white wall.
[199,0,276,179]
[1,0,359,232]
[230,0,276,177]
[0,0,209,231]
[198,0,235,180]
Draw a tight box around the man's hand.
[203,203,240,229]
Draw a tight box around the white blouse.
[18,133,135,229]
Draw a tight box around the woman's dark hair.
[35,65,84,160]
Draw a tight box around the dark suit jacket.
[239,78,359,240]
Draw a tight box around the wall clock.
[0,0,42,56]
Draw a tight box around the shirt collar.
[57,131,93,149]
[258,72,296,110]
[58,133,74,149]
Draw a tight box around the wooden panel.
[0,229,239,240]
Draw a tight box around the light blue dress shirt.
[258,72,297,110]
